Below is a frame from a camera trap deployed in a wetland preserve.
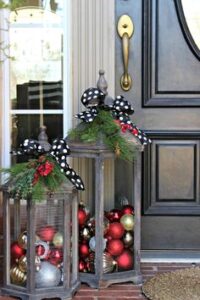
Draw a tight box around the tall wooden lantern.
[67,71,150,288]
[68,142,143,288]
[1,185,79,300]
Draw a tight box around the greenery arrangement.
[1,154,67,201]
[0,0,25,10]
[68,109,137,162]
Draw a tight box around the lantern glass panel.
[8,195,73,289]
[73,155,134,277]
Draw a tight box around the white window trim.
[1,7,11,168]
[1,1,72,168]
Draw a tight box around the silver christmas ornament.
[89,236,107,252]
[35,240,49,260]
[35,261,61,288]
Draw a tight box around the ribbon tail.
[128,122,151,145]
[63,164,85,191]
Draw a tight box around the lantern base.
[1,280,80,300]
[80,270,142,289]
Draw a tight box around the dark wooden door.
[115,0,200,253]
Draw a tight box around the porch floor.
[0,262,196,300]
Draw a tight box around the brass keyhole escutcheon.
[117,15,134,91]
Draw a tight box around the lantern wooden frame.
[69,142,143,288]
[1,185,80,300]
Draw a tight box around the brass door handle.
[117,15,134,91]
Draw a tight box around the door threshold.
[141,250,200,263]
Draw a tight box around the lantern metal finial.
[97,69,108,95]
[38,125,51,151]
[96,70,114,107]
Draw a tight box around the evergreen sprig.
[68,109,137,161]
[1,155,67,202]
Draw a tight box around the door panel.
[115,0,200,250]
[143,132,200,215]
[143,0,200,106]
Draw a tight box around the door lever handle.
[117,15,134,91]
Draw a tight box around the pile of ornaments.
[78,202,135,273]
[10,226,63,287]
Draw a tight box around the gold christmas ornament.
[18,255,41,272]
[120,214,134,231]
[104,216,110,234]
[53,232,63,248]
[88,252,117,274]
[18,231,27,249]
[123,231,134,247]
[10,265,27,285]
[80,227,91,241]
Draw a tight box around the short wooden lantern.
[1,185,79,300]
[68,142,143,288]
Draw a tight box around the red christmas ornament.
[36,244,45,257]
[48,248,63,265]
[11,242,25,261]
[37,225,56,242]
[107,239,124,256]
[104,233,113,241]
[106,209,122,222]
[107,222,125,239]
[116,250,134,270]
[79,259,88,272]
[79,243,90,257]
[78,208,88,226]
[121,205,134,215]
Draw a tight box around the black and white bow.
[12,138,85,191]
[76,87,151,146]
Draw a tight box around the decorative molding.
[174,0,200,61]
[71,0,115,206]
[71,0,115,122]
[142,0,200,107]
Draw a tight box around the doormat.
[142,267,200,300]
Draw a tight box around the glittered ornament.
[88,252,116,273]
[53,232,63,248]
[79,242,90,258]
[48,248,63,265]
[87,217,95,231]
[18,231,27,249]
[80,227,91,241]
[106,209,122,222]
[78,208,88,226]
[121,204,134,215]
[79,202,90,218]
[120,214,134,231]
[123,231,134,248]
[35,261,61,288]
[18,255,41,272]
[35,240,50,260]
[79,259,88,272]
[103,217,110,234]
[10,265,27,285]
[107,239,124,256]
[37,225,56,242]
[115,250,133,271]
[89,236,107,252]
[107,222,125,239]
[11,242,25,261]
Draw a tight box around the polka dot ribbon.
[11,139,85,191]
[76,88,151,146]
